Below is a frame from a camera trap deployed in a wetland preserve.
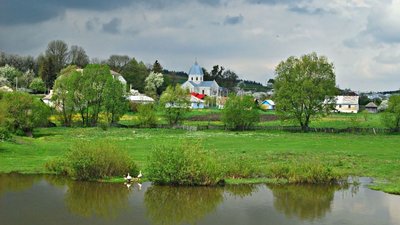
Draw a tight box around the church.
[181,61,220,97]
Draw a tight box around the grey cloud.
[102,18,122,34]
[374,52,400,64]
[0,0,222,26]
[246,0,307,5]
[288,6,331,15]
[224,15,244,25]
[85,18,100,31]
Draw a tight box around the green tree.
[221,94,259,130]
[381,95,400,131]
[29,77,46,93]
[103,78,127,125]
[0,92,50,137]
[121,58,149,92]
[274,52,337,131]
[52,65,80,126]
[38,54,57,89]
[152,60,163,74]
[80,64,113,126]
[159,85,190,125]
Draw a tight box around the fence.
[119,123,393,134]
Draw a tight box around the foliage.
[0,127,12,142]
[152,60,163,73]
[121,58,149,92]
[0,64,22,87]
[137,104,157,127]
[274,52,337,131]
[361,110,369,122]
[29,77,46,93]
[103,78,128,125]
[0,91,50,137]
[52,65,80,126]
[38,54,57,89]
[381,95,400,131]
[145,71,164,98]
[147,141,223,185]
[159,85,190,125]
[221,94,260,130]
[0,52,36,73]
[52,64,127,127]
[46,140,138,181]
[268,161,341,184]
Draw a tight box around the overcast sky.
[1,0,399,91]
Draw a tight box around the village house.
[365,102,378,113]
[335,96,359,113]
[260,99,275,110]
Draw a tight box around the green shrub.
[137,103,157,127]
[268,161,341,184]
[147,141,223,186]
[0,127,12,142]
[46,141,138,180]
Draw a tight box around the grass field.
[118,109,386,129]
[0,127,399,193]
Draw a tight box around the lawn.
[0,127,399,193]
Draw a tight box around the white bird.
[137,171,142,179]
[137,183,142,190]
[124,173,132,182]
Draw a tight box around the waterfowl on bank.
[124,173,132,182]
[137,171,142,179]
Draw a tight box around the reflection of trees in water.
[145,186,224,225]
[65,182,130,219]
[225,184,258,198]
[0,173,40,197]
[269,184,339,220]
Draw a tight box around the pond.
[0,174,399,225]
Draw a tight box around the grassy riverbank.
[0,127,399,193]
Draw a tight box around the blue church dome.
[188,61,204,76]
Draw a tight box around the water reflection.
[144,185,224,225]
[0,173,40,197]
[64,181,131,219]
[225,184,259,198]
[269,184,339,220]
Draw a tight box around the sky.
[0,0,399,92]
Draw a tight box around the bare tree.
[69,45,89,68]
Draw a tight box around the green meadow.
[0,126,399,193]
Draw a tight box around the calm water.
[0,174,399,225]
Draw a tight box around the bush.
[0,127,12,142]
[221,94,259,130]
[147,141,223,186]
[268,161,341,184]
[46,141,139,180]
[137,103,157,127]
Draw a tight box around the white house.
[190,93,205,109]
[335,96,359,113]
[260,99,275,110]
[181,61,220,97]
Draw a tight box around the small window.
[339,105,342,108]
[196,77,198,81]
[191,77,193,81]
[202,90,205,94]
[348,105,351,109]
